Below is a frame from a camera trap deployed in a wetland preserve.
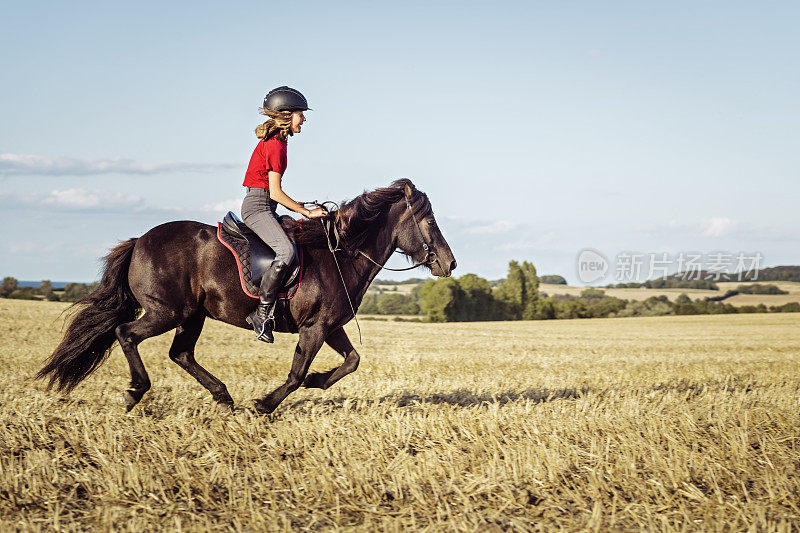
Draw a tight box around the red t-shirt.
[242,136,287,189]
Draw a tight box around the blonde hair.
[255,107,294,142]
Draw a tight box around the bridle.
[308,192,442,273]
[358,194,442,272]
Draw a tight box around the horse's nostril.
[450,260,457,271]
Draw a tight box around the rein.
[305,200,363,344]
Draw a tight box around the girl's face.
[290,111,306,134]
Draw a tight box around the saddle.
[217,212,302,300]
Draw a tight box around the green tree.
[62,283,90,302]
[615,296,674,317]
[496,260,539,319]
[526,297,556,319]
[554,299,590,319]
[419,277,464,322]
[376,293,411,315]
[736,283,787,295]
[772,302,800,313]
[521,261,539,302]
[8,287,36,300]
[1,277,18,298]
[35,280,54,298]
[457,273,498,321]
[580,288,605,299]
[358,294,379,314]
[501,262,523,300]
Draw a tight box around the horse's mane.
[290,178,432,251]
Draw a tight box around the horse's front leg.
[303,327,360,390]
[253,325,326,414]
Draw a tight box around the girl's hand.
[306,207,327,218]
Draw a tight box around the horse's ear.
[404,183,413,197]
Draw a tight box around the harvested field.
[542,281,800,307]
[1,299,799,530]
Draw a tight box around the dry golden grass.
[2,299,800,531]
[541,283,719,301]
[368,283,418,295]
[542,281,800,308]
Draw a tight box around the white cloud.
[464,220,518,235]
[200,198,242,214]
[700,217,738,237]
[0,153,237,176]
[0,188,158,214]
[665,217,739,238]
[494,231,556,251]
[42,189,144,210]
[0,188,238,220]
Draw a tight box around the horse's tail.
[37,238,141,393]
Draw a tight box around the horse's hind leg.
[303,327,360,390]
[116,312,178,412]
[168,313,234,408]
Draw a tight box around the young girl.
[242,86,326,342]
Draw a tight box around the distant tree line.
[735,283,788,295]
[608,279,720,290]
[6,267,799,322]
[360,262,800,322]
[539,275,567,285]
[359,293,420,315]
[373,278,427,285]
[705,284,788,302]
[738,266,800,283]
[0,277,98,302]
[629,266,800,284]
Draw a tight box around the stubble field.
[1,299,799,531]
[539,280,800,307]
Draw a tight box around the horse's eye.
[427,220,436,227]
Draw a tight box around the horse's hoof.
[215,401,235,414]
[123,390,140,412]
[215,395,234,411]
[251,398,273,415]
[212,391,235,408]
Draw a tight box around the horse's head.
[303,179,457,277]
[392,180,457,278]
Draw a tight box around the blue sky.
[1,1,798,284]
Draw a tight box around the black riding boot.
[246,260,289,343]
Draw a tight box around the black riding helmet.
[263,86,310,112]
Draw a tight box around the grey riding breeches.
[241,187,295,265]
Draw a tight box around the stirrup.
[246,312,275,343]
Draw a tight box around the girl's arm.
[268,171,310,216]
[267,171,325,218]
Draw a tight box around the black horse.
[37,179,456,414]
